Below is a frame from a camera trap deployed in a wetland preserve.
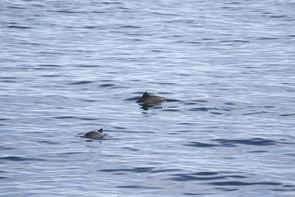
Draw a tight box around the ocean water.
[1,0,295,196]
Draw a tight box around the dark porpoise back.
[84,128,104,138]
[136,92,164,103]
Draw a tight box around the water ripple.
[0,156,45,162]
[212,138,277,146]
[54,116,98,121]
[0,146,14,150]
[170,174,246,181]
[186,138,281,148]
[189,107,218,112]
[69,81,94,85]
[185,142,218,148]
[117,185,162,189]
[100,167,154,174]
[210,181,281,186]
[280,113,295,117]
[99,84,115,87]
[1,0,294,196]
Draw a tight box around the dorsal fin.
[142,92,150,98]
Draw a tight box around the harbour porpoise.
[84,128,104,139]
[136,92,164,103]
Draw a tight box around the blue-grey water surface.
[1,0,295,196]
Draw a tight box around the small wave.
[169,171,246,182]
[185,142,218,147]
[210,112,222,115]
[162,109,180,112]
[37,140,58,145]
[54,116,98,121]
[0,146,14,150]
[264,105,275,108]
[117,185,161,189]
[99,84,115,87]
[0,156,45,162]
[101,1,123,5]
[171,175,245,181]
[257,37,280,41]
[78,64,100,67]
[0,77,17,80]
[270,15,287,18]
[39,51,64,55]
[195,172,218,176]
[122,147,139,151]
[186,41,202,45]
[220,39,249,44]
[189,107,218,112]
[0,118,10,121]
[36,64,62,68]
[90,11,105,14]
[81,99,97,102]
[125,96,140,101]
[119,25,141,29]
[243,111,268,115]
[100,167,154,174]
[280,113,295,117]
[247,150,268,153]
[54,116,76,119]
[41,74,60,78]
[186,138,277,148]
[212,138,276,146]
[273,185,295,191]
[151,169,181,173]
[50,10,88,14]
[151,11,179,17]
[165,99,180,102]
[7,6,25,9]
[7,25,31,29]
[183,192,214,196]
[224,102,236,106]
[83,26,97,29]
[69,81,93,85]
[209,181,281,186]
[155,82,177,85]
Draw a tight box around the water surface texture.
[1,0,295,196]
